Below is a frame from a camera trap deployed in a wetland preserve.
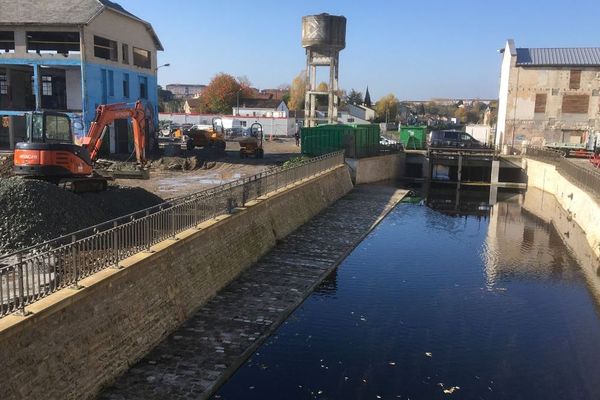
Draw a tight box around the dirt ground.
[116,138,301,199]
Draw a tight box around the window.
[122,43,129,64]
[0,31,14,52]
[552,88,559,95]
[42,76,52,96]
[139,76,148,99]
[123,73,130,98]
[45,114,71,143]
[444,131,459,140]
[347,118,355,123]
[94,35,118,61]
[0,74,7,95]
[569,70,581,90]
[108,70,114,96]
[240,121,247,127]
[26,31,79,54]
[133,47,151,69]
[29,113,44,142]
[593,89,599,96]
[562,95,590,114]
[534,93,547,114]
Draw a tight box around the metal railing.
[525,146,600,198]
[0,151,345,318]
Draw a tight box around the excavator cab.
[14,111,96,180]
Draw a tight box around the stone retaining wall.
[345,153,405,184]
[0,165,353,400]
[524,158,600,258]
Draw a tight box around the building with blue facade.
[0,0,163,154]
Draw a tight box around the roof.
[238,98,283,109]
[0,0,163,50]
[515,47,600,66]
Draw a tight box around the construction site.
[3,2,600,400]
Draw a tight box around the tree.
[374,94,399,122]
[345,89,363,105]
[195,73,254,114]
[288,71,307,111]
[317,82,328,91]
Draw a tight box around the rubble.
[0,177,162,254]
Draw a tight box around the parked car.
[428,130,486,148]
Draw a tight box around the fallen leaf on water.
[443,386,460,395]
[425,352,433,357]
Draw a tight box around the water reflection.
[214,185,600,400]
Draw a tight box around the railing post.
[70,235,81,289]
[112,221,122,269]
[145,210,153,253]
[15,252,30,316]
[171,206,177,239]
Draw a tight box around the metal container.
[301,124,380,158]
[399,125,427,150]
[301,14,346,51]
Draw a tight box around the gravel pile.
[0,177,163,254]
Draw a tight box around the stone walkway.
[99,184,407,400]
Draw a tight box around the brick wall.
[0,165,353,400]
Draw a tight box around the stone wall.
[345,153,405,184]
[524,158,600,258]
[0,165,353,400]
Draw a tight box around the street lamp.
[155,63,170,72]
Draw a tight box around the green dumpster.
[399,125,427,150]
[301,124,381,158]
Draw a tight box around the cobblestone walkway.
[100,184,407,400]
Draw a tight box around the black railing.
[0,151,345,318]
[525,146,600,198]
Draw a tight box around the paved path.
[99,184,407,400]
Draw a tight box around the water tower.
[301,14,346,127]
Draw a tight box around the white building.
[496,39,600,148]
[233,98,288,118]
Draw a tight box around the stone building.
[0,0,163,153]
[496,39,600,149]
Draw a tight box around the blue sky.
[119,0,600,101]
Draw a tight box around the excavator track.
[59,177,108,193]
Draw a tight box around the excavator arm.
[81,101,147,164]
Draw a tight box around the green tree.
[345,89,363,105]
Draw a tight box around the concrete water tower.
[302,13,346,127]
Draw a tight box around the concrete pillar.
[423,157,431,180]
[33,64,41,110]
[8,117,15,149]
[491,160,500,184]
[488,185,498,205]
[457,154,463,189]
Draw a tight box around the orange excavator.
[13,101,148,192]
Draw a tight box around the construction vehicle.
[239,122,264,158]
[13,101,148,192]
[544,131,600,157]
[186,117,227,152]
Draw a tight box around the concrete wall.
[345,153,405,184]
[0,165,353,400]
[524,158,600,258]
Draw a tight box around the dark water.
[214,189,600,400]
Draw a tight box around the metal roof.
[0,0,163,50]
[516,47,600,66]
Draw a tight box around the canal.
[213,187,600,400]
